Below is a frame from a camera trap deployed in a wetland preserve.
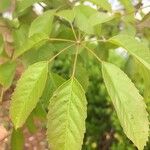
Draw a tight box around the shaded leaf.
[0,61,16,88]
[41,72,65,107]
[13,33,49,59]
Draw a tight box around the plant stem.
[49,38,75,43]
[48,44,75,63]
[83,39,107,44]
[70,23,78,41]
[71,45,79,78]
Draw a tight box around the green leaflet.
[41,72,66,107]
[10,61,48,129]
[109,34,150,71]
[56,9,75,23]
[29,10,55,37]
[22,43,54,65]
[102,62,149,150]
[12,24,29,49]
[11,129,24,150]
[0,61,16,88]
[47,78,87,150]
[13,33,49,59]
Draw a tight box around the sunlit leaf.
[10,61,48,129]
[47,78,87,150]
[102,62,149,150]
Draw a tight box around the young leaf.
[10,61,48,129]
[0,61,16,88]
[29,10,55,37]
[109,34,150,71]
[13,33,48,59]
[56,9,75,23]
[11,129,24,150]
[102,62,149,150]
[47,78,87,150]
